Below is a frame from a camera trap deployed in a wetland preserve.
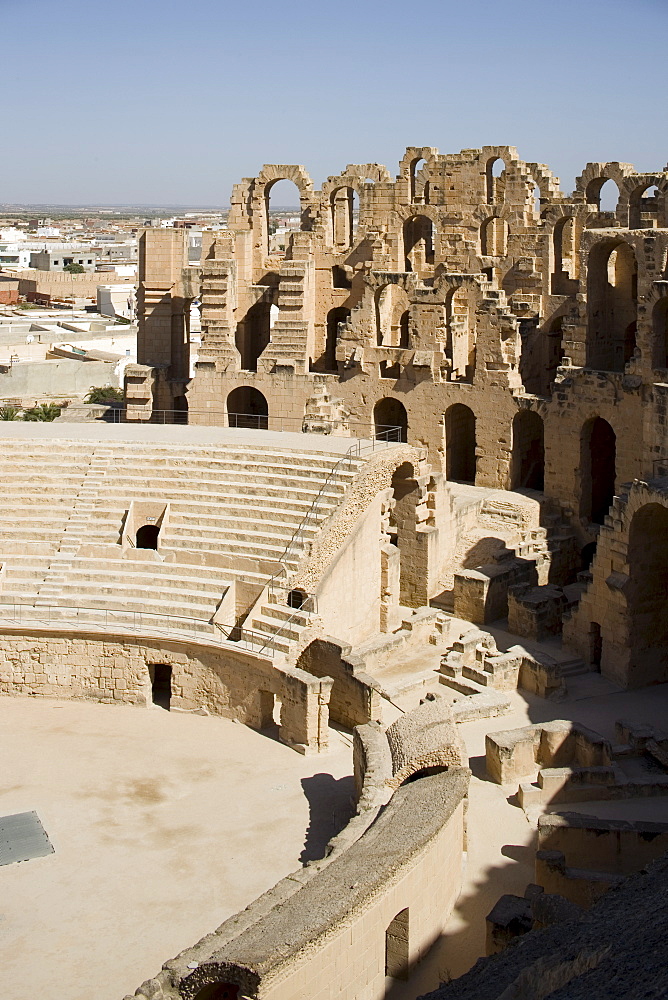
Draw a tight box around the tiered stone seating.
[0,438,365,647]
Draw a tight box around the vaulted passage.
[512,410,544,490]
[320,306,349,372]
[445,403,476,483]
[150,664,172,710]
[580,417,616,524]
[193,984,239,1000]
[226,386,268,429]
[587,240,637,371]
[236,299,271,372]
[385,908,410,979]
[374,397,407,442]
[136,523,159,549]
[627,504,668,685]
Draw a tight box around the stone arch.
[445,403,476,483]
[253,165,315,256]
[403,214,435,271]
[627,503,668,685]
[446,285,475,381]
[329,186,355,248]
[553,215,581,280]
[485,155,507,205]
[652,295,668,369]
[136,523,160,550]
[575,162,635,215]
[192,982,239,999]
[580,416,616,524]
[375,283,411,346]
[236,297,272,371]
[374,397,408,442]
[626,176,665,229]
[511,409,544,490]
[322,306,349,372]
[295,638,373,727]
[226,385,268,429]
[586,238,638,371]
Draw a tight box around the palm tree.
[23,403,62,421]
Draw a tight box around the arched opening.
[512,411,544,490]
[580,417,616,524]
[265,178,302,256]
[581,542,597,571]
[374,397,407,442]
[172,394,188,424]
[296,639,369,728]
[586,240,637,371]
[386,908,410,980]
[136,523,159,550]
[445,403,476,483]
[410,157,427,204]
[287,588,306,610]
[193,984,239,1000]
[236,298,271,372]
[389,462,425,605]
[399,310,410,348]
[553,216,579,281]
[486,157,506,204]
[544,315,565,392]
[330,186,355,247]
[150,664,171,711]
[652,298,668,368]
[481,217,508,257]
[227,386,268,430]
[375,283,411,347]
[447,287,475,381]
[629,183,660,229]
[627,503,668,685]
[257,690,281,731]
[321,306,349,372]
[403,215,434,271]
[532,183,542,217]
[586,177,619,213]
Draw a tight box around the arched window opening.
[627,504,668,685]
[386,908,410,980]
[486,157,506,204]
[652,298,668,368]
[352,189,360,238]
[136,523,159,550]
[374,397,407,442]
[150,664,172,711]
[586,177,619,214]
[331,186,355,247]
[376,284,411,347]
[410,158,427,204]
[265,178,301,256]
[532,184,541,217]
[545,316,565,392]
[587,240,637,371]
[320,306,349,373]
[193,984,239,1000]
[403,215,435,272]
[580,417,616,525]
[553,216,579,280]
[445,403,476,483]
[236,298,271,372]
[227,386,268,430]
[287,588,306,610]
[399,310,410,349]
[629,184,660,229]
[481,217,508,257]
[447,287,475,381]
[512,411,545,491]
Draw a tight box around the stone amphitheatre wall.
[0,628,331,753]
[126,705,470,1000]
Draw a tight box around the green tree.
[63,263,85,274]
[0,406,20,420]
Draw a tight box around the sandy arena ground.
[0,696,353,1000]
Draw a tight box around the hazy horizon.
[2,0,667,204]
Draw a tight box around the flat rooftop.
[0,696,353,1000]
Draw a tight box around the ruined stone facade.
[131,145,668,689]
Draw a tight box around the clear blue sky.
[2,0,666,205]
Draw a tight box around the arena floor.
[0,696,354,1000]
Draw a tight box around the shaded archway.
[652,298,668,368]
[586,176,620,213]
[486,157,506,204]
[374,397,407,442]
[227,386,268,429]
[512,410,544,490]
[265,177,302,256]
[553,216,579,281]
[447,287,475,381]
[481,216,508,257]
[445,403,476,483]
[403,215,434,271]
[629,183,660,229]
[193,984,239,1000]
[136,523,159,549]
[627,503,668,685]
[586,240,637,371]
[580,417,616,524]
[296,639,372,728]
[236,299,271,372]
[320,306,349,372]
[330,186,355,248]
[375,284,411,347]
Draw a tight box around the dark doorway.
[627,503,668,685]
[590,622,602,672]
[445,403,476,483]
[386,908,410,979]
[193,984,239,1000]
[173,395,188,424]
[586,240,637,371]
[136,524,159,549]
[512,410,544,490]
[150,664,172,710]
[374,397,408,442]
[236,299,271,371]
[581,417,616,524]
[227,386,268,429]
[287,588,306,609]
[322,306,349,372]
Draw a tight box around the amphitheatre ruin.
[2,144,668,1000]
